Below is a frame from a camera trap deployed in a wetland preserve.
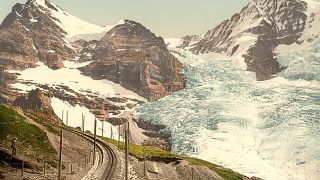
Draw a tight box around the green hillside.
[101,136,243,180]
[0,105,57,165]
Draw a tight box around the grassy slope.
[27,111,60,135]
[100,137,243,180]
[0,105,57,165]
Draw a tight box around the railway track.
[69,129,117,180]
[37,119,118,180]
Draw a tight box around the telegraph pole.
[82,114,85,133]
[127,122,130,146]
[118,125,120,150]
[191,167,194,180]
[66,110,69,126]
[143,157,146,177]
[21,161,24,177]
[61,110,64,123]
[58,130,63,180]
[110,126,112,139]
[102,121,104,137]
[125,129,129,180]
[93,119,97,165]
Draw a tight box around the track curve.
[64,128,117,180]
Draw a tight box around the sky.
[0,0,250,37]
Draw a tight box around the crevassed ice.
[137,44,320,180]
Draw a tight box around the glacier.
[137,42,320,180]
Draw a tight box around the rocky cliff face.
[0,0,76,70]
[79,20,185,101]
[13,88,56,116]
[180,0,317,80]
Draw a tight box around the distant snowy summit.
[176,0,320,81]
[0,0,185,101]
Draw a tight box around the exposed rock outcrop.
[80,20,185,101]
[13,88,56,116]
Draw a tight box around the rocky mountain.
[0,0,185,101]
[0,0,115,71]
[79,20,186,101]
[178,0,320,80]
[0,0,74,70]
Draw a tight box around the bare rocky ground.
[129,157,223,180]
[104,138,225,180]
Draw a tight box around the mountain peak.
[80,20,185,101]
[27,0,51,7]
[105,19,158,40]
[121,19,141,26]
[23,0,111,41]
[114,19,146,30]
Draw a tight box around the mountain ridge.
[178,0,320,80]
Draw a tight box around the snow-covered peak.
[116,19,139,27]
[28,0,113,41]
[50,7,112,41]
[116,19,126,25]
[30,0,47,7]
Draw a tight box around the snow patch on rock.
[51,97,123,140]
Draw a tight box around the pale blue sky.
[0,0,250,37]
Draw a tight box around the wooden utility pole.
[127,122,130,144]
[118,125,120,150]
[85,154,87,167]
[142,134,146,178]
[110,126,113,139]
[191,167,194,180]
[143,158,146,177]
[21,161,24,177]
[58,130,63,180]
[125,129,129,180]
[82,114,85,134]
[43,162,46,175]
[102,121,104,137]
[61,110,64,123]
[93,119,97,165]
[66,110,69,126]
